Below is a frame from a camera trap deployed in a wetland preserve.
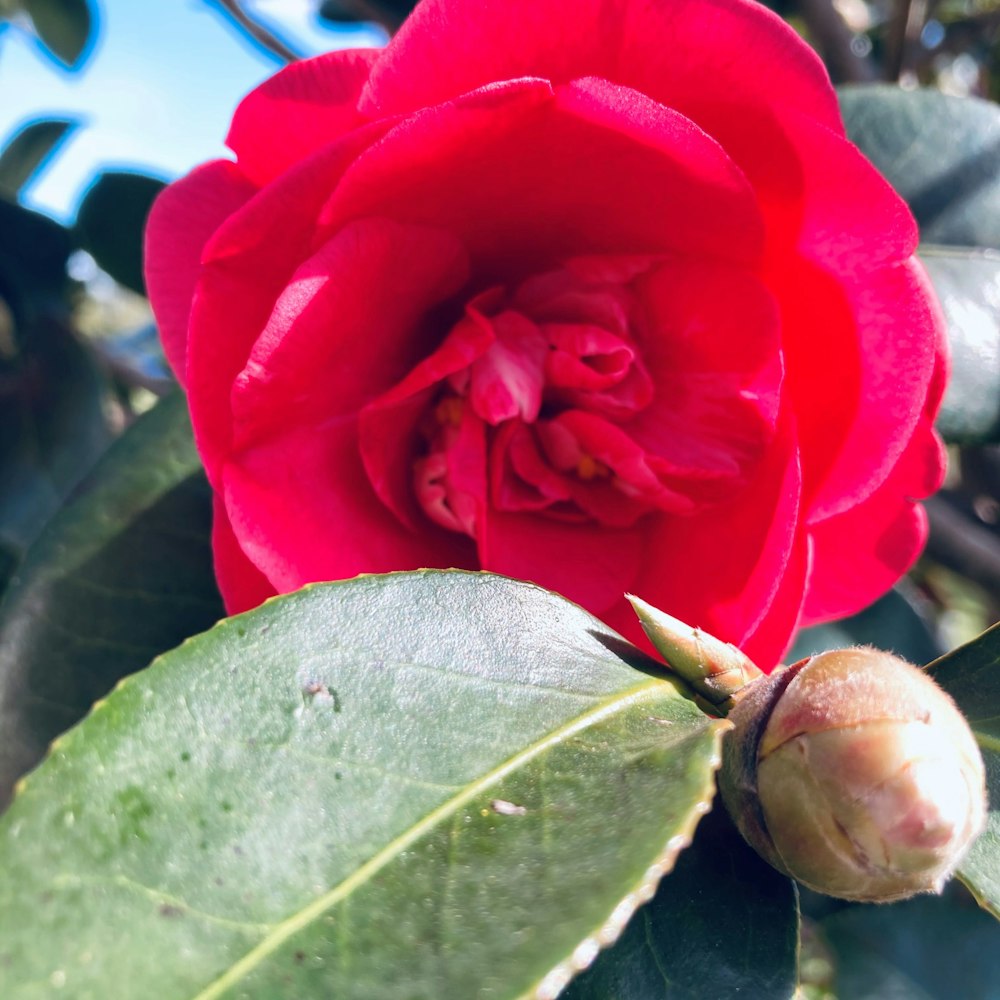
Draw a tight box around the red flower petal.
[801,419,945,625]
[226,48,379,185]
[321,77,763,276]
[478,510,646,616]
[359,310,494,530]
[185,124,390,485]
[229,217,470,448]
[362,0,840,135]
[626,259,783,487]
[143,160,255,382]
[210,493,276,615]
[223,421,476,593]
[741,535,811,668]
[780,257,942,520]
[629,411,803,666]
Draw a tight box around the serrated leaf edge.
[957,871,1000,921]
[7,573,720,997]
[527,717,730,1000]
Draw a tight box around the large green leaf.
[820,888,1000,999]
[0,573,724,999]
[0,118,76,199]
[920,246,1000,443]
[75,170,166,294]
[562,806,799,1000]
[925,622,1000,917]
[839,86,1000,249]
[0,392,222,810]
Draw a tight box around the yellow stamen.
[576,454,611,481]
[435,396,464,428]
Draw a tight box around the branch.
[925,493,1000,597]
[884,0,929,82]
[206,0,302,63]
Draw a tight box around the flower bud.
[718,647,987,902]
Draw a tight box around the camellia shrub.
[0,0,998,997]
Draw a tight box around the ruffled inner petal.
[624,258,783,491]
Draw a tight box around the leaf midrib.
[192,676,677,1000]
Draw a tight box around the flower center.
[359,256,776,546]
[410,263,687,537]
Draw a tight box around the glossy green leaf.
[21,0,93,67]
[562,806,799,1000]
[0,392,222,810]
[789,586,942,668]
[820,888,1000,999]
[75,170,166,294]
[839,85,1000,249]
[0,118,76,198]
[0,572,724,999]
[925,622,1000,918]
[921,246,1000,443]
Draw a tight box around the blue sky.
[0,0,385,223]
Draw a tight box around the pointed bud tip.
[626,593,763,708]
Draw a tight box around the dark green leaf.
[789,586,942,667]
[0,392,222,810]
[839,86,1000,250]
[562,806,799,1000]
[75,171,166,295]
[0,313,111,566]
[0,118,77,199]
[0,197,105,575]
[920,246,1000,443]
[318,0,416,29]
[21,0,93,67]
[925,622,1000,917]
[0,572,724,998]
[0,195,72,312]
[820,888,1000,999]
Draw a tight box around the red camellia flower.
[146,0,947,669]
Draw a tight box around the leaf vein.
[51,873,273,934]
[190,679,674,999]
